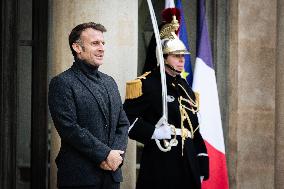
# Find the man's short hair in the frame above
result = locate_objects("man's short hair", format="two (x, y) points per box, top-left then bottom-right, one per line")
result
(69, 22), (107, 58)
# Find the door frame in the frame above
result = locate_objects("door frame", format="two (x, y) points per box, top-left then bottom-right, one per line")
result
(0, 0), (49, 188)
(0, 0), (18, 188)
(31, 0), (49, 188)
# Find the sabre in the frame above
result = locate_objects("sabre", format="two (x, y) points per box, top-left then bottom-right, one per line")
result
(146, 0), (177, 152)
(146, 0), (167, 120)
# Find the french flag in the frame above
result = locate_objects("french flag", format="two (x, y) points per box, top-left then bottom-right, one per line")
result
(164, 0), (175, 8)
(192, 0), (229, 188)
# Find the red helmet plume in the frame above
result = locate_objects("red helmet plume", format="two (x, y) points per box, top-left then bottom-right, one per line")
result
(161, 8), (181, 34)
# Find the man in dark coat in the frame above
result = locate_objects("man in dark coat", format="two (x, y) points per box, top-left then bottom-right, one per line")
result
(123, 15), (209, 189)
(48, 22), (129, 189)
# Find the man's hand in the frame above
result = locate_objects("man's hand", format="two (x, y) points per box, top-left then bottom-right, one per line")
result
(99, 160), (112, 171)
(106, 150), (124, 171)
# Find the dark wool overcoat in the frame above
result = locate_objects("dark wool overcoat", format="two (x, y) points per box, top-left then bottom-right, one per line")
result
(124, 68), (209, 189)
(48, 60), (129, 187)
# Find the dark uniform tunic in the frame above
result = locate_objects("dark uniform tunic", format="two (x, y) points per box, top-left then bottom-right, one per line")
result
(123, 68), (209, 189)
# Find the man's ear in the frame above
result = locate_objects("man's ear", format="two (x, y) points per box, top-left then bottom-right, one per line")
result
(72, 43), (82, 54)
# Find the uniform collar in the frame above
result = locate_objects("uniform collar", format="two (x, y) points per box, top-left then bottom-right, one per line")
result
(166, 71), (182, 83)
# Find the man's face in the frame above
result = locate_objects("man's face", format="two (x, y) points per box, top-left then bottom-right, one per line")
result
(74, 28), (105, 67)
(165, 54), (185, 72)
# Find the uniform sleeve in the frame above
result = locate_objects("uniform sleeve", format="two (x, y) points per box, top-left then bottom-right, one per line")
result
(191, 90), (209, 180)
(123, 82), (156, 144)
(48, 76), (111, 165)
(193, 130), (209, 180)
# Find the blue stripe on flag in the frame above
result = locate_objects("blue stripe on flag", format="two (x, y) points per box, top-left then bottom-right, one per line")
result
(197, 0), (213, 68)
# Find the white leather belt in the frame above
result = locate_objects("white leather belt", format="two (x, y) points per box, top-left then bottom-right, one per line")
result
(172, 128), (192, 139)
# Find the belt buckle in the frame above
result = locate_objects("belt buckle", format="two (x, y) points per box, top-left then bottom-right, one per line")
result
(181, 128), (188, 138)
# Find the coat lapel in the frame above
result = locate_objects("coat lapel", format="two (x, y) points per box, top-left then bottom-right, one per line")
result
(72, 66), (108, 122)
(100, 75), (120, 143)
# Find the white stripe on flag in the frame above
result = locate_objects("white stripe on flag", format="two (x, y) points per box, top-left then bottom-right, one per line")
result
(192, 57), (225, 153)
(165, 0), (175, 8)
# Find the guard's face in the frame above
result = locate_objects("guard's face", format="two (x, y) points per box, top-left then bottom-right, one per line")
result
(166, 54), (185, 72)
(74, 28), (105, 67)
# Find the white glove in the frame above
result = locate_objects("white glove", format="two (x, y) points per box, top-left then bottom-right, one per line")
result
(151, 117), (171, 140)
(200, 176), (204, 183)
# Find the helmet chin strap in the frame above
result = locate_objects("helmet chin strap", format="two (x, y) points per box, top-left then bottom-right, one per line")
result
(165, 63), (181, 74)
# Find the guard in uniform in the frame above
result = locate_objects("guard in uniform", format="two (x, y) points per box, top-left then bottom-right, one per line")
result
(123, 13), (209, 189)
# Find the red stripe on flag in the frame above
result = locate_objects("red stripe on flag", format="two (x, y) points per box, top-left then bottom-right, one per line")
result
(202, 140), (229, 189)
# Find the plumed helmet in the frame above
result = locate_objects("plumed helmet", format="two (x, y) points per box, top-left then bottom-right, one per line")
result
(162, 38), (190, 55)
(143, 8), (190, 72)
(159, 9), (190, 55)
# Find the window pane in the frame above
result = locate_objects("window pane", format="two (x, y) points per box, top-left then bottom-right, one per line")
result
(16, 0), (32, 187)
(16, 45), (32, 189)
